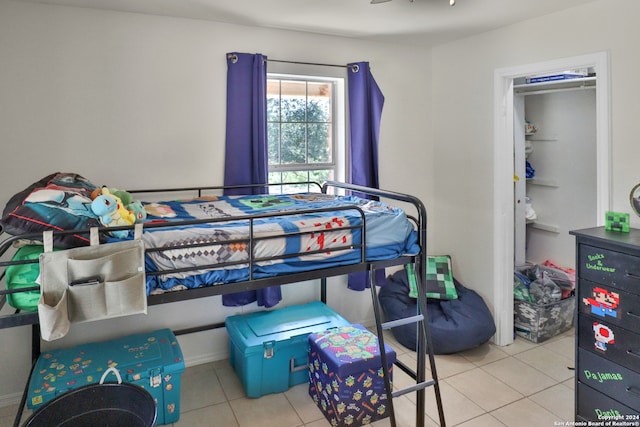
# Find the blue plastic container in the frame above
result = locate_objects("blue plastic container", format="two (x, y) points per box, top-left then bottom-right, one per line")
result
(226, 301), (350, 398)
(27, 329), (184, 425)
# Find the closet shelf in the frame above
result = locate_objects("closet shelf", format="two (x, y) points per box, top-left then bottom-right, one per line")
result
(527, 178), (559, 188)
(514, 76), (596, 95)
(526, 137), (557, 142)
(527, 222), (560, 234)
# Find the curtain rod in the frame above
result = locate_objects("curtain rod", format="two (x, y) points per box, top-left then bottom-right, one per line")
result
(268, 59), (359, 72)
(227, 53), (359, 72)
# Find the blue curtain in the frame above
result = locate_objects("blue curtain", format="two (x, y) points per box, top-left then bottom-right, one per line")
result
(347, 61), (385, 291)
(222, 52), (281, 308)
(223, 52), (269, 196)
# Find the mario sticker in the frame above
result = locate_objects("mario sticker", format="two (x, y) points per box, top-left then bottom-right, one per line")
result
(583, 287), (619, 318)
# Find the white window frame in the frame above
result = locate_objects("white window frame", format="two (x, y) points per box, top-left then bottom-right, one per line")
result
(266, 73), (346, 192)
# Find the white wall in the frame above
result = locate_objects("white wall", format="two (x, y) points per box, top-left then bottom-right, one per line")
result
(0, 0), (434, 403)
(430, 0), (640, 315)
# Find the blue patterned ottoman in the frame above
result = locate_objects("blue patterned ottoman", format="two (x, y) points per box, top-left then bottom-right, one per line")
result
(308, 324), (396, 426)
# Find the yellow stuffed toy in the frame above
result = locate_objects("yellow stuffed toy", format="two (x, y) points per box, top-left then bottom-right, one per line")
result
(96, 187), (136, 226)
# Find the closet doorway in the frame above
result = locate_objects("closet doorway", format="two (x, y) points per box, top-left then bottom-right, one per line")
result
(514, 79), (597, 268)
(493, 52), (610, 346)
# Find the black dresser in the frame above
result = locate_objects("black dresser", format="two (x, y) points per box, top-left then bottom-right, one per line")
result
(570, 227), (640, 422)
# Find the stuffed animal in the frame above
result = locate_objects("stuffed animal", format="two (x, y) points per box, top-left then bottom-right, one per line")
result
(91, 194), (116, 225)
(91, 187), (103, 201)
(91, 189), (138, 238)
(91, 194), (128, 238)
(102, 188), (135, 225)
(91, 186), (144, 226)
(127, 200), (147, 223)
(91, 187), (133, 207)
(145, 202), (177, 218)
(111, 188), (133, 208)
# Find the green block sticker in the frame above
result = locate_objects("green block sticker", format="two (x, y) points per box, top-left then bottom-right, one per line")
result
(239, 196), (294, 210)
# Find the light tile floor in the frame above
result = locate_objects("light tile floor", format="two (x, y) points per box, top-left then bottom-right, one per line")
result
(1, 328), (575, 427)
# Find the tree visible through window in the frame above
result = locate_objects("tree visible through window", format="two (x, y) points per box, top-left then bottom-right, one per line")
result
(267, 76), (340, 192)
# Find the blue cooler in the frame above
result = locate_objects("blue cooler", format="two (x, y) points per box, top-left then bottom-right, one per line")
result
(226, 301), (349, 398)
(308, 324), (396, 427)
(27, 328), (184, 425)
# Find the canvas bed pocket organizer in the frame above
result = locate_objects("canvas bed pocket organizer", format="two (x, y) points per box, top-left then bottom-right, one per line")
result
(37, 224), (146, 341)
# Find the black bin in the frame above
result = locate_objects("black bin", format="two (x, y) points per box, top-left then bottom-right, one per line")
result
(23, 382), (157, 427)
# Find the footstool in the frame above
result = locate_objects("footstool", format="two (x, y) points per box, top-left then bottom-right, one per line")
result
(308, 324), (396, 426)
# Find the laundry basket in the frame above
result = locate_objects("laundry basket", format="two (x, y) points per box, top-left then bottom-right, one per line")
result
(22, 368), (156, 427)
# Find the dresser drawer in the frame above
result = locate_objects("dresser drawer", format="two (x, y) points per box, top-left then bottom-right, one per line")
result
(578, 245), (640, 295)
(578, 315), (640, 373)
(579, 279), (640, 331)
(577, 381), (640, 421)
(578, 348), (640, 411)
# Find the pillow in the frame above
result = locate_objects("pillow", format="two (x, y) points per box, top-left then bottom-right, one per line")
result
(0, 172), (101, 248)
(407, 255), (458, 300)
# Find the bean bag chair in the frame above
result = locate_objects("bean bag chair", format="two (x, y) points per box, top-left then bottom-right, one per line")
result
(378, 268), (496, 354)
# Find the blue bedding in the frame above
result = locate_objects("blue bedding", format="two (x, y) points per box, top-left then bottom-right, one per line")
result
(2, 174), (420, 308)
(131, 193), (419, 294)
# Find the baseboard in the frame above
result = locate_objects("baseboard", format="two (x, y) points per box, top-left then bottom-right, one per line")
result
(0, 391), (23, 409)
(183, 350), (229, 368)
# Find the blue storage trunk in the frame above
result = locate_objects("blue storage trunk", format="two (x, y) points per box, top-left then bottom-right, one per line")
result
(226, 301), (350, 398)
(27, 328), (184, 425)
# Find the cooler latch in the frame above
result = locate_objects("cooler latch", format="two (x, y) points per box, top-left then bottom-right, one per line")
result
(263, 340), (275, 359)
(149, 368), (162, 388)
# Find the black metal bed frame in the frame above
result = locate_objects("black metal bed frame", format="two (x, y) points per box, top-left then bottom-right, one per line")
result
(0, 180), (444, 427)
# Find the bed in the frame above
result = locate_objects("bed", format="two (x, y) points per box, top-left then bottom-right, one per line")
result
(0, 172), (420, 310)
(0, 172), (443, 427)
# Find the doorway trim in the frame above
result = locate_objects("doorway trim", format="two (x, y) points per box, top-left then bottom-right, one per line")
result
(492, 52), (610, 346)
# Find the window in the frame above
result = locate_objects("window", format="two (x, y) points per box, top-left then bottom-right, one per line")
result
(266, 74), (345, 193)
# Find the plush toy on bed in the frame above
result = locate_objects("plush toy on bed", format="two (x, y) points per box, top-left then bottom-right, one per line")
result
(111, 188), (133, 207)
(127, 200), (147, 223)
(91, 187), (146, 224)
(91, 187), (132, 207)
(90, 189), (135, 238)
(107, 188), (147, 223)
